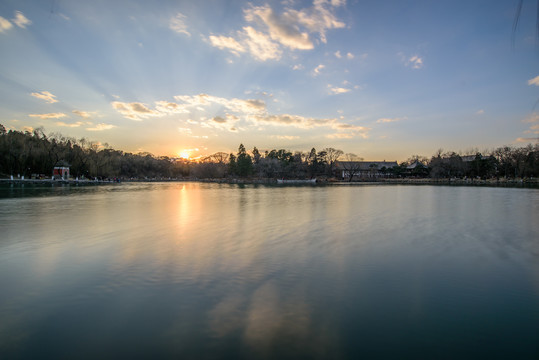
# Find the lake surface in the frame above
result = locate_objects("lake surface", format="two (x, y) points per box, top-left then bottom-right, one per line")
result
(0, 182), (538, 359)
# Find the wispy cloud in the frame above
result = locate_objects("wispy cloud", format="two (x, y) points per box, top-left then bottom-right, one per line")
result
(243, 26), (282, 61)
(0, 16), (13, 33)
(0, 11), (31, 33)
(376, 117), (406, 123)
(31, 91), (58, 103)
(29, 112), (66, 119)
(400, 53), (423, 69)
(12, 11), (31, 28)
(209, 35), (246, 56)
(516, 137), (538, 143)
(206, 0), (346, 61)
(72, 110), (92, 119)
(56, 121), (86, 127)
(313, 64), (325, 76)
(170, 13), (190, 36)
(334, 50), (342, 58)
(476, 109), (485, 115)
(87, 123), (116, 131)
(528, 75), (539, 86)
(292, 64), (304, 70)
(328, 85), (351, 94)
(407, 55), (423, 69)
(272, 135), (300, 140)
(111, 101), (162, 121)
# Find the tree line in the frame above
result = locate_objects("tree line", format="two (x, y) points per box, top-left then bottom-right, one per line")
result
(1, 124), (537, 180)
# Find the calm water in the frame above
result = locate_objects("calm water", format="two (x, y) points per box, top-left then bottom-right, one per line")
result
(0, 183), (538, 359)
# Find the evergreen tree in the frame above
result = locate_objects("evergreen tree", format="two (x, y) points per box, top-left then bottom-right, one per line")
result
(236, 144), (253, 177)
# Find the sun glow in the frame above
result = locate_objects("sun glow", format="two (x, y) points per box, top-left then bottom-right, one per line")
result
(178, 151), (191, 160)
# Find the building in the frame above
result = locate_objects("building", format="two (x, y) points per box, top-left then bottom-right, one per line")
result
(335, 161), (398, 179)
(53, 161), (70, 180)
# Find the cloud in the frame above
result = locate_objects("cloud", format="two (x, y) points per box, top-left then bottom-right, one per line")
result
(244, 4), (314, 50)
(528, 75), (539, 86)
(12, 11), (31, 28)
(86, 123), (116, 131)
(346, 52), (354, 59)
(272, 135), (300, 140)
(209, 35), (246, 56)
(243, 26), (282, 61)
(207, 0), (345, 61)
(406, 55), (423, 69)
(313, 64), (325, 76)
(170, 13), (190, 36)
(72, 110), (92, 119)
(286, 0), (346, 43)
(56, 121), (86, 127)
(111, 101), (161, 120)
(0, 16), (13, 33)
(29, 113), (67, 119)
(31, 91), (58, 103)
(328, 85), (351, 94)
(174, 93), (267, 114)
(292, 64), (304, 70)
(523, 113), (539, 123)
(476, 109), (485, 115)
(334, 50), (342, 58)
(376, 117), (406, 123)
(212, 116), (227, 123)
(154, 101), (189, 114)
(21, 126), (34, 133)
(516, 137), (538, 143)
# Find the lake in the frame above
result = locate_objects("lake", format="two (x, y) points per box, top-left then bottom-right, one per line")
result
(0, 182), (538, 359)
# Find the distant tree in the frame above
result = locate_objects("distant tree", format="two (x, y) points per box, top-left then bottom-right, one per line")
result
(321, 147), (343, 175)
(339, 153), (363, 182)
(235, 144), (253, 177)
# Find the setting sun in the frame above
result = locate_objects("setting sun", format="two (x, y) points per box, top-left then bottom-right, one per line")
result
(178, 151), (190, 160)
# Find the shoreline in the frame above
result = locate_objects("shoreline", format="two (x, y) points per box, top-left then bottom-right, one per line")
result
(1, 177), (537, 188)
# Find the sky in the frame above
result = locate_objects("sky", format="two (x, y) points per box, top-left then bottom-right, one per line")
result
(0, 0), (538, 161)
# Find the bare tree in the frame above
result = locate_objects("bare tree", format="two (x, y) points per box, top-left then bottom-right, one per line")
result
(339, 153), (364, 182)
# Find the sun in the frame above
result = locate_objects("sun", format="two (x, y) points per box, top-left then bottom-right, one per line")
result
(178, 151), (190, 160)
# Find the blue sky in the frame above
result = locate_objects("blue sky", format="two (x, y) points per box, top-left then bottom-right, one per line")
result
(1, 0), (537, 160)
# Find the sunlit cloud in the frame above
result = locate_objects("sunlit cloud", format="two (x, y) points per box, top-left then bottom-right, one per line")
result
(0, 16), (13, 33)
(328, 85), (351, 94)
(292, 64), (304, 70)
(528, 75), (539, 86)
(170, 12), (190, 36)
(29, 112), (66, 119)
(155, 101), (189, 114)
(244, 4), (314, 50)
(515, 137), (538, 143)
(523, 113), (539, 123)
(346, 52), (354, 59)
(407, 55), (423, 69)
(476, 109), (485, 115)
(12, 11), (31, 29)
(72, 110), (93, 119)
(335, 50), (342, 58)
(174, 94), (266, 114)
(87, 123), (116, 131)
(206, 0), (345, 61)
(21, 126), (34, 133)
(209, 35), (246, 56)
(313, 64), (325, 76)
(243, 26), (282, 61)
(272, 135), (300, 140)
(111, 101), (162, 120)
(55, 121), (86, 127)
(30, 91), (58, 103)
(376, 117), (406, 123)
